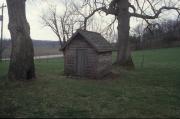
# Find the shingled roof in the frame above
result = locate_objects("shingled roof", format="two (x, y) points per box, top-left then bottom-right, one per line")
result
(62, 29), (112, 52)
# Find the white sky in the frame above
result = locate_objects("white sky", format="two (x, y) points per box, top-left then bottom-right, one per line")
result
(0, 0), (179, 41)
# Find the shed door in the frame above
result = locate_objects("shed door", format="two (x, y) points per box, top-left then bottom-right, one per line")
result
(76, 49), (87, 76)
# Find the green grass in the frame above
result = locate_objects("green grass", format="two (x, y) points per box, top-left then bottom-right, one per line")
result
(0, 47), (180, 118)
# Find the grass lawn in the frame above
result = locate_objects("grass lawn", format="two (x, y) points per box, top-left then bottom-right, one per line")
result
(0, 47), (180, 118)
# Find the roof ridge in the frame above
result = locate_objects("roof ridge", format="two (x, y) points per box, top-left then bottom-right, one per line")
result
(77, 29), (101, 35)
(61, 29), (112, 52)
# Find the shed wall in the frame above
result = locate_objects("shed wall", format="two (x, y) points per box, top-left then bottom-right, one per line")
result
(64, 35), (97, 77)
(97, 52), (112, 78)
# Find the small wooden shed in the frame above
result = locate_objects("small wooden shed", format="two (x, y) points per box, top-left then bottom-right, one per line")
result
(61, 29), (112, 78)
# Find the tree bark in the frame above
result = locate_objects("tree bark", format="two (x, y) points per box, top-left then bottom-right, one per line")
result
(7, 0), (36, 80)
(114, 0), (134, 68)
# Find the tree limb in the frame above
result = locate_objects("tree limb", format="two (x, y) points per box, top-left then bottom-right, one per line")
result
(130, 6), (180, 19)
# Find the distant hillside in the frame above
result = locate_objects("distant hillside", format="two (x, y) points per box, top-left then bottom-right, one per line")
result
(32, 40), (60, 47)
(2, 39), (60, 47)
(2, 40), (61, 58)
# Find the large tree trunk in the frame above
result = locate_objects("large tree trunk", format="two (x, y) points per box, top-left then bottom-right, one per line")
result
(115, 0), (134, 68)
(7, 0), (36, 80)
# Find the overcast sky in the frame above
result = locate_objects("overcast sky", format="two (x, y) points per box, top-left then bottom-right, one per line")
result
(0, 0), (179, 41)
(1, 0), (63, 41)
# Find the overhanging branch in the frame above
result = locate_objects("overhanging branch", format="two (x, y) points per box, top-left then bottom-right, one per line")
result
(130, 6), (180, 19)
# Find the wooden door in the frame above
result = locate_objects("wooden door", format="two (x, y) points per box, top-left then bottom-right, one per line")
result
(76, 49), (87, 76)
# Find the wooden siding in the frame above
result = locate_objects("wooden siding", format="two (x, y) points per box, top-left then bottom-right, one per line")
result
(64, 34), (112, 78)
(97, 52), (112, 78)
(64, 35), (97, 77)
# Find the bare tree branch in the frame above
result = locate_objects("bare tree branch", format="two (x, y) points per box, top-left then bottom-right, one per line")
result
(130, 6), (180, 19)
